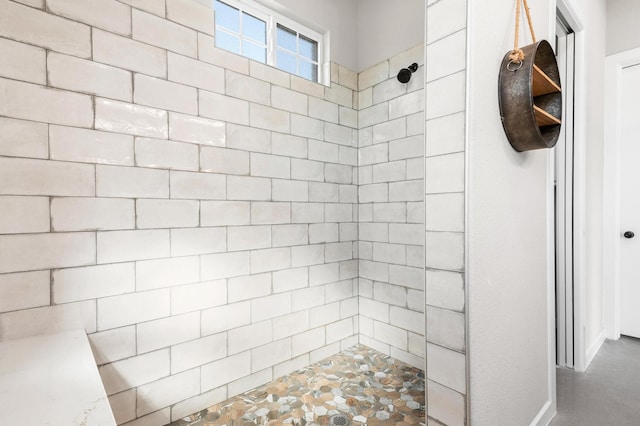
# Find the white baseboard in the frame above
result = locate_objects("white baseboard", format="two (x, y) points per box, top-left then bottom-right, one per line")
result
(530, 400), (556, 426)
(584, 329), (606, 370)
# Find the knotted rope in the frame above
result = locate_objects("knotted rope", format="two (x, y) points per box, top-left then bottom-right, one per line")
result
(509, 0), (537, 64)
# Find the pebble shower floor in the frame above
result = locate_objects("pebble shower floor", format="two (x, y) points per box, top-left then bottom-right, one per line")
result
(171, 345), (426, 426)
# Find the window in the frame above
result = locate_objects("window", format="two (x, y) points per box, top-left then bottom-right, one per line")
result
(276, 24), (318, 82)
(213, 0), (325, 84)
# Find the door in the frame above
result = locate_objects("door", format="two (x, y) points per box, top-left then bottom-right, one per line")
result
(619, 63), (640, 338)
(555, 17), (575, 368)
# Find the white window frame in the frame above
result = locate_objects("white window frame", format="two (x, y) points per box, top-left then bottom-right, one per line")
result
(213, 0), (327, 85)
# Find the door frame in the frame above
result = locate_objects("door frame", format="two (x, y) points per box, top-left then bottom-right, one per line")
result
(552, 0), (587, 374)
(603, 47), (640, 340)
(555, 19), (576, 370)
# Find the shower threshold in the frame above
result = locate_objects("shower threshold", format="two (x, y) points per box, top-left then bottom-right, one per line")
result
(171, 344), (425, 426)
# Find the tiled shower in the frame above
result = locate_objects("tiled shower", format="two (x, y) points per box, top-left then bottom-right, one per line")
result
(0, 0), (468, 424)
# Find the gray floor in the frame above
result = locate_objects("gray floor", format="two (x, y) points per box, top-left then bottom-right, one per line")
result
(551, 336), (640, 425)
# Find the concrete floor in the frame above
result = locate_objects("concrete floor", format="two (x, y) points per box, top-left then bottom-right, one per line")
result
(551, 336), (640, 425)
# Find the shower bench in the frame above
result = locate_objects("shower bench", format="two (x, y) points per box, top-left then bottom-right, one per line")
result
(0, 329), (116, 425)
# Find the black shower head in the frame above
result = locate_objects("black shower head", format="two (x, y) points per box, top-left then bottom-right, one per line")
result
(397, 63), (419, 83)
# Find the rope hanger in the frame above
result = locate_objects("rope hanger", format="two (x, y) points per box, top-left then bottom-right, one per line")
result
(508, 0), (537, 65)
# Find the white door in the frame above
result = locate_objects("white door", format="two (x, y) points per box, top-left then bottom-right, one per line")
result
(555, 17), (575, 368)
(620, 63), (640, 338)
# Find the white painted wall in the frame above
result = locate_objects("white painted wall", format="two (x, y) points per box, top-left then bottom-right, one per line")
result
(582, 0), (607, 365)
(356, 0), (424, 71)
(606, 0), (640, 56)
(270, 0), (424, 72)
(270, 0), (359, 71)
(466, 0), (553, 422)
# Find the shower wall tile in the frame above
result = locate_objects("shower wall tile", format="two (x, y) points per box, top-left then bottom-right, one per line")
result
(425, 152), (465, 194)
(427, 380), (466, 426)
(48, 0), (131, 36)
(0, 196), (50, 234)
(137, 312), (200, 354)
(0, 271), (50, 314)
(291, 75), (325, 99)
(425, 71), (466, 120)
(197, 34), (247, 74)
(0, 116), (49, 159)
(168, 53), (224, 94)
(0, 158), (96, 196)
(426, 30), (467, 83)
(249, 103), (290, 133)
(97, 289), (169, 331)
(273, 180), (309, 202)
(201, 302), (251, 336)
(356, 45), (425, 369)
(0, 300), (96, 341)
(170, 171), (226, 200)
(132, 9), (197, 57)
(50, 125), (134, 166)
(0, 77), (93, 127)
(272, 134), (307, 158)
(358, 61), (389, 91)
(123, 409), (170, 426)
(250, 61), (290, 88)
(170, 279), (227, 314)
(200, 201), (250, 226)
(0, 38), (46, 85)
(169, 112), (226, 146)
(136, 368), (200, 417)
(292, 327), (326, 357)
(0, 0), (91, 58)
(166, 0), (215, 36)
(271, 224), (309, 247)
(0, 5), (360, 424)
(95, 98), (168, 138)
(99, 348), (170, 395)
(359, 103), (389, 128)
(228, 368), (273, 398)
(135, 256), (200, 291)
(12, 0), (43, 8)
(425, 10), (468, 420)
(268, 96), (305, 124)
(170, 387), (226, 423)
(228, 226), (271, 251)
(427, 342), (466, 393)
(226, 71), (271, 105)
(93, 29), (167, 78)
(199, 91), (250, 125)
(53, 262), (135, 303)
(96, 165), (169, 199)
(88, 326), (137, 365)
(134, 74), (198, 115)
(291, 114), (324, 139)
(0, 232), (96, 274)
(425, 193), (465, 232)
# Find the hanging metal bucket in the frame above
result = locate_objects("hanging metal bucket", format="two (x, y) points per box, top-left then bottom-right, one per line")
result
(498, 39), (562, 152)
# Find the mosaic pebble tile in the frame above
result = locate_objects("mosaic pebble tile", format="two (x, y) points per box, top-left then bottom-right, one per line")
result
(171, 344), (425, 426)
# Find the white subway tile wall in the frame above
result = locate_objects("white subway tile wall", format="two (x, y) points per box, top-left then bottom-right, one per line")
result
(0, 1), (478, 425)
(0, 1), (360, 425)
(356, 45), (426, 372)
(425, 0), (468, 424)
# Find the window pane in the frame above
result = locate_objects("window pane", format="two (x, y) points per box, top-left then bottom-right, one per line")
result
(215, 29), (240, 54)
(243, 12), (266, 44)
(276, 24), (297, 52)
(299, 60), (318, 82)
(214, 0), (239, 33)
(243, 41), (266, 63)
(299, 34), (318, 61)
(276, 50), (297, 74)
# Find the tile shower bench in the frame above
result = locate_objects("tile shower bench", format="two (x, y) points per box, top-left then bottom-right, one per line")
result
(0, 329), (116, 425)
